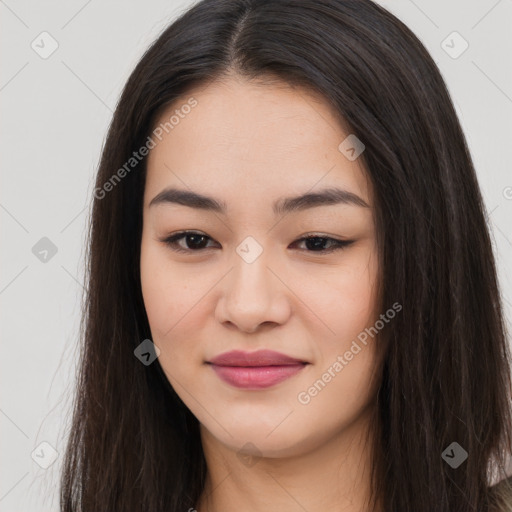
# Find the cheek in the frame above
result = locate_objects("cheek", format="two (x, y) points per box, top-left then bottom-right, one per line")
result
(140, 243), (169, 335)
(140, 237), (197, 332)
(304, 247), (379, 405)
(140, 239), (210, 374)
(320, 247), (379, 341)
(294, 345), (378, 452)
(297, 266), (381, 436)
(140, 239), (191, 341)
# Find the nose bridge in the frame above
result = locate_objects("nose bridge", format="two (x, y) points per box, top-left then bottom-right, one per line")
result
(230, 235), (274, 304)
(217, 235), (290, 332)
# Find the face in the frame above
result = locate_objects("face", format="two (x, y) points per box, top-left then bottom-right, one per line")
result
(140, 74), (381, 459)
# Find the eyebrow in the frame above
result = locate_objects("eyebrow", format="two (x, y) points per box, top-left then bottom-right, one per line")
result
(149, 186), (369, 215)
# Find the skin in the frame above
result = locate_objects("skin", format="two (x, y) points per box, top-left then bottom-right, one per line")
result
(140, 72), (383, 512)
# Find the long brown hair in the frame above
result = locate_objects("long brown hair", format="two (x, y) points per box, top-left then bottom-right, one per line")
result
(60, 0), (512, 510)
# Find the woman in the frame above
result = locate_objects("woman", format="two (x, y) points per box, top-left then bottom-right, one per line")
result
(60, 0), (512, 510)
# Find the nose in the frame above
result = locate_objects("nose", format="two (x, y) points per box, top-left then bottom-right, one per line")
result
(215, 252), (291, 334)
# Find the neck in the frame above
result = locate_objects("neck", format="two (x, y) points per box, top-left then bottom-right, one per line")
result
(195, 405), (381, 512)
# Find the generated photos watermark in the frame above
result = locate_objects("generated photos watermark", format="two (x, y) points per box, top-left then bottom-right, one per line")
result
(94, 97), (198, 200)
(297, 301), (402, 405)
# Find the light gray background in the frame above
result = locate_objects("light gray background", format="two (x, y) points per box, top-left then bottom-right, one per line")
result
(1, 0), (511, 510)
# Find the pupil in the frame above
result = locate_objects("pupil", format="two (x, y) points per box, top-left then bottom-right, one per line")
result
(306, 237), (326, 251)
(184, 235), (330, 251)
(188, 234), (207, 249)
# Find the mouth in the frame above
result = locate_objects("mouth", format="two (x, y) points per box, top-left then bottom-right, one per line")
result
(208, 363), (308, 389)
(206, 349), (310, 389)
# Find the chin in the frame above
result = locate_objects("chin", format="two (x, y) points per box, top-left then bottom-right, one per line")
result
(203, 421), (314, 459)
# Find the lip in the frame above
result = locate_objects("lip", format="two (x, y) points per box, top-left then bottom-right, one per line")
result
(207, 349), (309, 389)
(209, 349), (307, 366)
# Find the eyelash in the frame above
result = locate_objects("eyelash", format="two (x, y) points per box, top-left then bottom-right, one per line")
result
(160, 231), (354, 255)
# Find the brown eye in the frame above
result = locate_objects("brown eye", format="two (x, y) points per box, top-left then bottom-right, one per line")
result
(160, 231), (354, 255)
(161, 231), (217, 253)
(291, 236), (354, 253)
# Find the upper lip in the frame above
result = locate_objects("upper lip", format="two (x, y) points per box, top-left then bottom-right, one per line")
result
(208, 349), (308, 367)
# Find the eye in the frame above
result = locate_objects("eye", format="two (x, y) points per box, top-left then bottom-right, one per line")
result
(161, 231), (218, 253)
(292, 235), (354, 253)
(160, 231), (354, 255)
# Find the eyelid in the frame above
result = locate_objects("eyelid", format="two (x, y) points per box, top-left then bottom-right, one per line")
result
(159, 230), (354, 255)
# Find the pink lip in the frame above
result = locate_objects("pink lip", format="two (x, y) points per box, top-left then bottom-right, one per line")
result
(207, 350), (308, 389)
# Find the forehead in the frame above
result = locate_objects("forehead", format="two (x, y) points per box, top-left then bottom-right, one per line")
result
(144, 75), (371, 210)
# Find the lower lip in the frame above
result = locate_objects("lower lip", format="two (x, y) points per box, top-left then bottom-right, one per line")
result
(210, 364), (307, 389)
